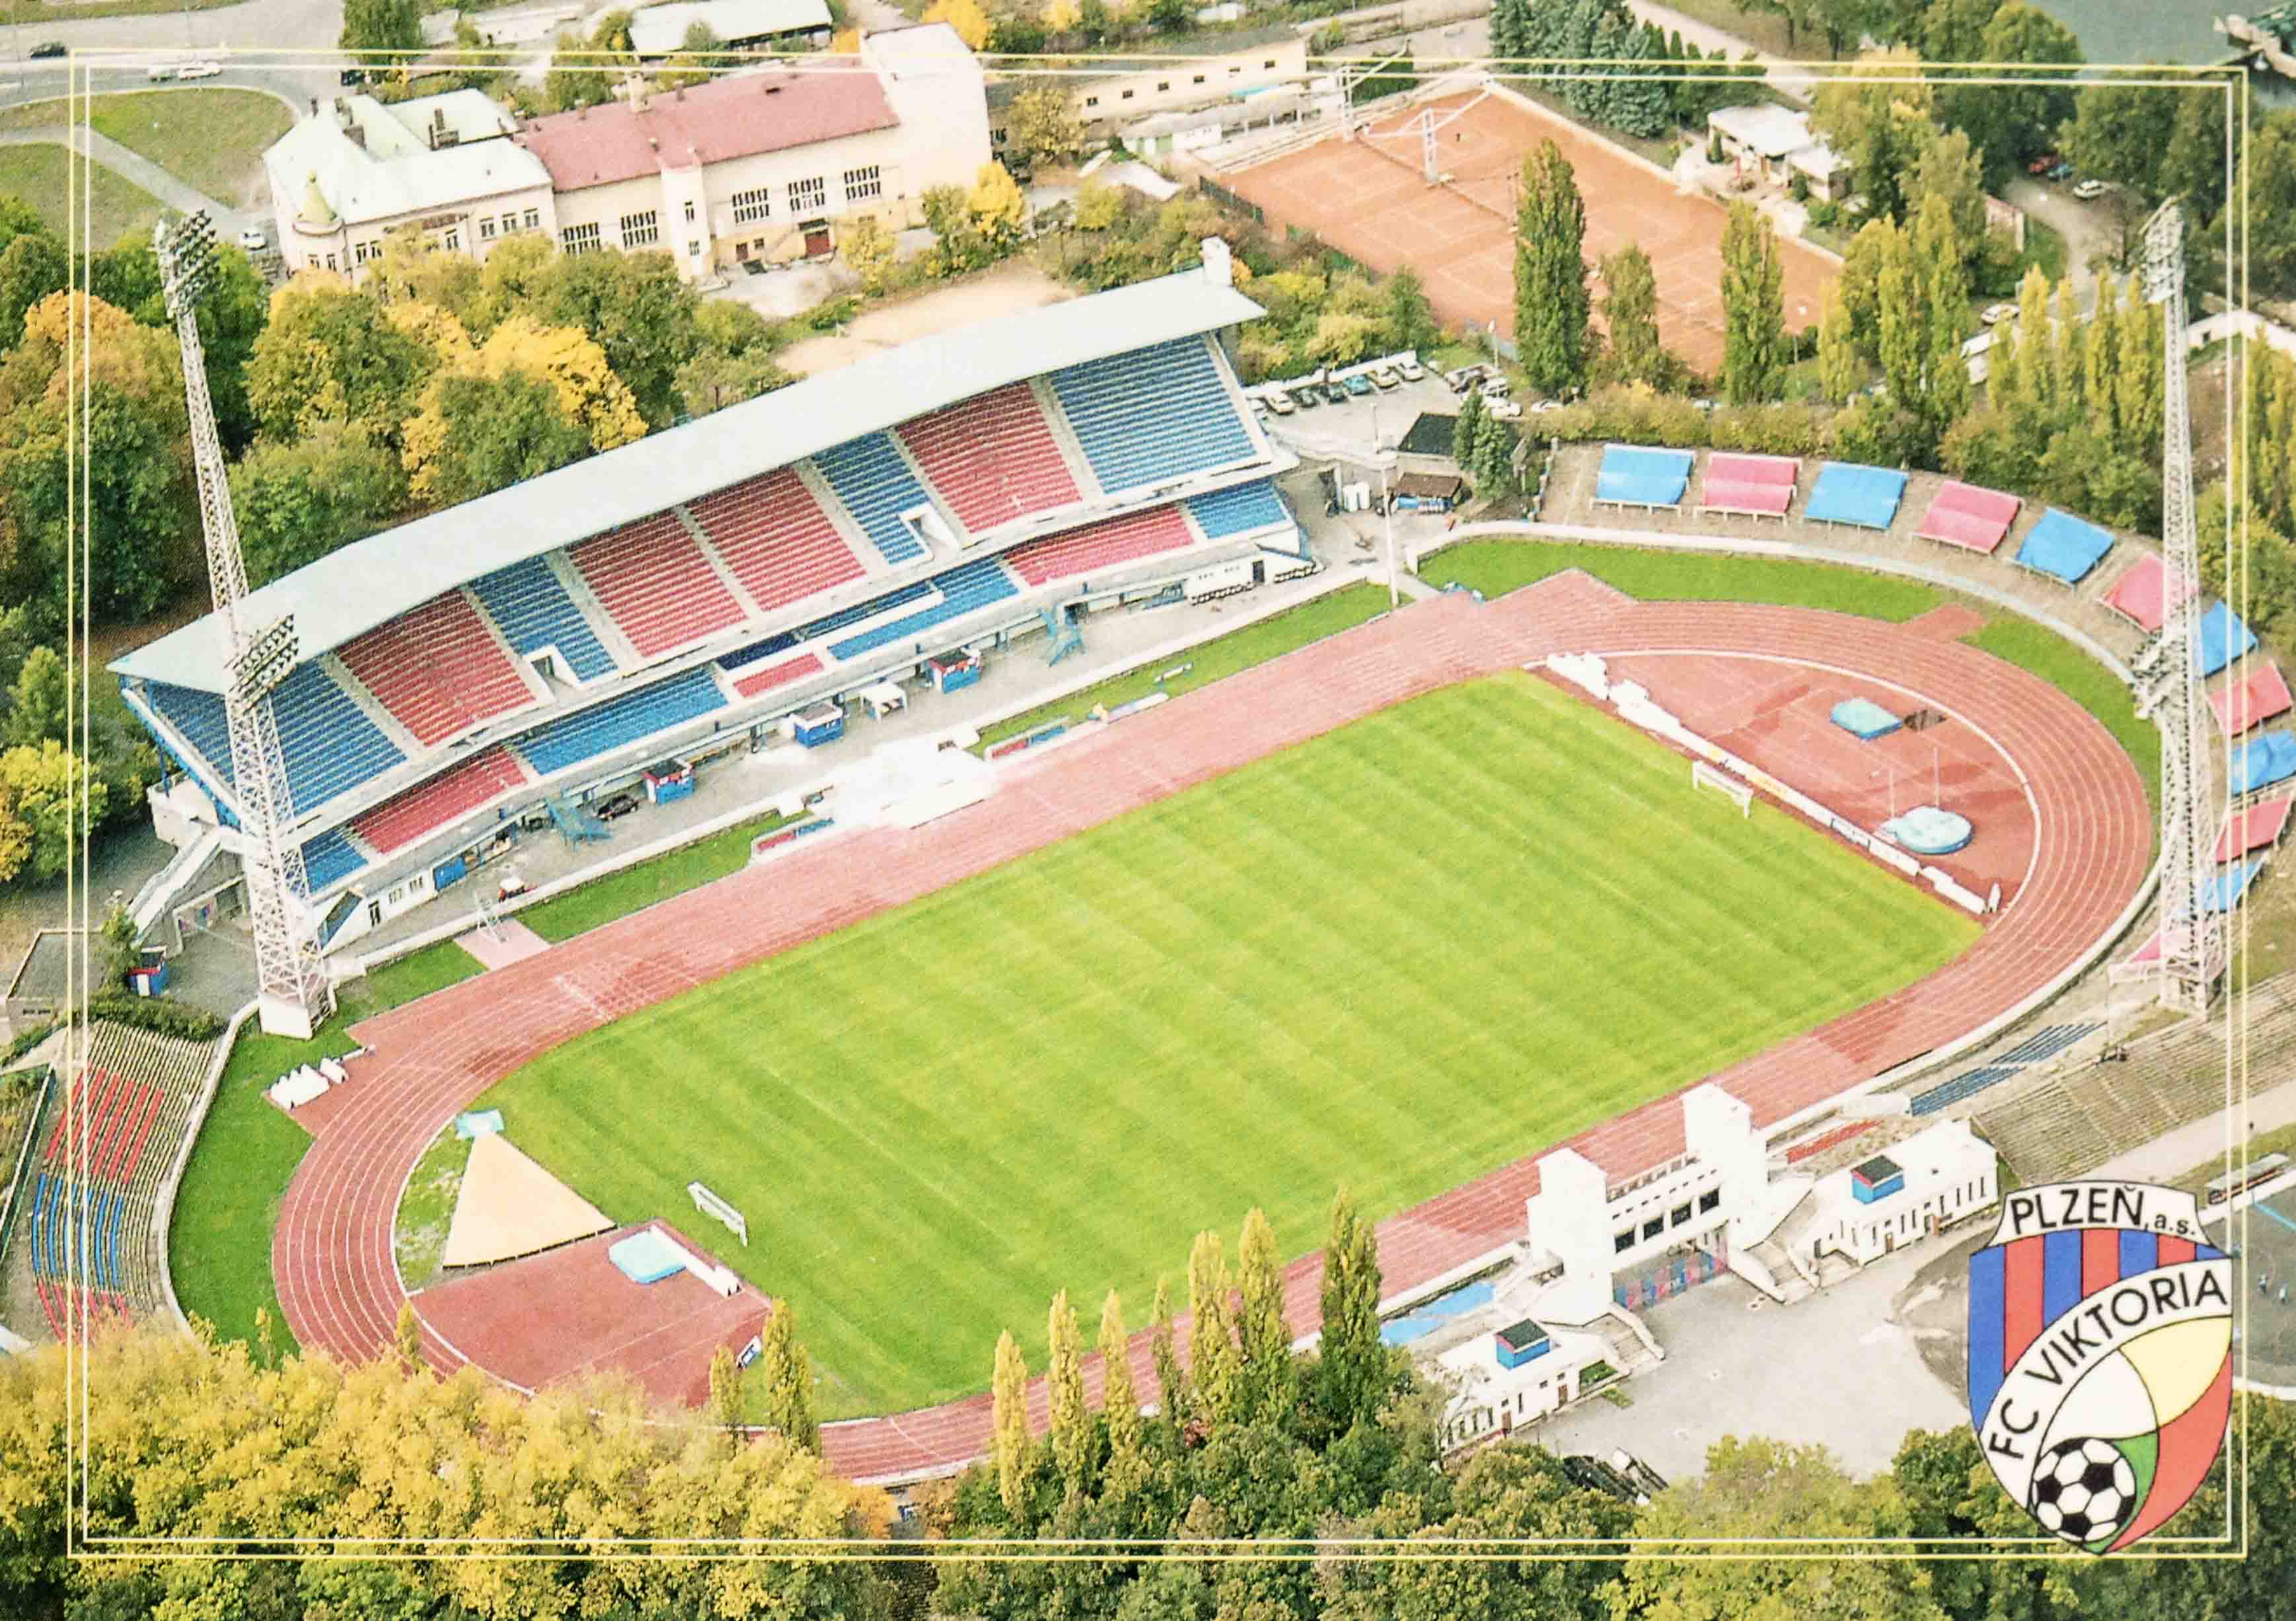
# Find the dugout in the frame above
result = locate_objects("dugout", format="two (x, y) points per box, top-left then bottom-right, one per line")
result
(642, 761), (695, 805)
(790, 702), (846, 748)
(930, 650), (983, 694)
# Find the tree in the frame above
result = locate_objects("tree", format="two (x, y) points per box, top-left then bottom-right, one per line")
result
(0, 230), (68, 352)
(2049, 275), (2081, 416)
(1452, 384), (1487, 468)
(531, 248), (704, 428)
(1043, 0), (1082, 34)
(1472, 408), (1519, 496)
(1514, 139), (1591, 395)
(1187, 1229), (1239, 1428)
(399, 366), (583, 504)
(924, 0), (992, 48)
(393, 1300), (425, 1371)
(1235, 1208), (1292, 1424)
(1315, 1187), (1389, 1435)
(1906, 127), (1987, 272)
(227, 421), (405, 587)
(245, 274), (433, 445)
(0, 742), (106, 884)
(1919, 0), (1997, 61)
(367, 224), (485, 320)
(2235, 112), (2296, 302)
(340, 0), (423, 67)
(1812, 48), (1932, 224)
(1938, 3), (2083, 190)
(990, 1330), (1031, 1519)
(1876, 224), (1927, 414)
(757, 1300), (819, 1454)
(1837, 215), (1902, 357)
(477, 316), (648, 451)
(1606, 17), (1671, 137)
(1597, 243), (1666, 387)
(1720, 202), (1786, 404)
(1045, 1289), (1090, 1497)
(3, 646), (68, 753)
(1817, 285), (1862, 402)
(1149, 1275), (1185, 1425)
(1490, 0), (1532, 65)
(1383, 264), (1438, 358)
(1306, 309), (1381, 369)
(968, 161), (1029, 256)
(1004, 83), (1086, 169)
(659, 20), (726, 89)
(673, 346), (794, 420)
(1915, 192), (1971, 425)
(840, 215), (897, 298)
(1074, 178), (1127, 232)
(2082, 272), (2122, 440)
(1097, 1290), (1146, 1497)
(0, 786), (26, 886)
(544, 34), (618, 112)
(2059, 77), (2178, 196)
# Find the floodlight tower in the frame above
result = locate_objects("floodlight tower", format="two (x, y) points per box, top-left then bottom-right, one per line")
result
(2141, 200), (2221, 1015)
(155, 211), (333, 1039)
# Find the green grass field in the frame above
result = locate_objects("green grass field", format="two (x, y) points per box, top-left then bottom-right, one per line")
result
(0, 144), (161, 253)
(478, 673), (1978, 1417)
(0, 89), (291, 211)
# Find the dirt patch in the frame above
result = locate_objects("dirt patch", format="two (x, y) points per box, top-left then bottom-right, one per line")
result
(775, 261), (1080, 377)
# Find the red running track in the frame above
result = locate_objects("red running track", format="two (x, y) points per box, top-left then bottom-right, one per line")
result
(272, 577), (2149, 1484)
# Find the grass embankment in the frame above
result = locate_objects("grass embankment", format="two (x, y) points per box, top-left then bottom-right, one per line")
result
(0, 89), (291, 211)
(480, 673), (1976, 1417)
(0, 145), (161, 249)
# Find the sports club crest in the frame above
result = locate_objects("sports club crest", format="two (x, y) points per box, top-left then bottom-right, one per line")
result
(1968, 1180), (2233, 1553)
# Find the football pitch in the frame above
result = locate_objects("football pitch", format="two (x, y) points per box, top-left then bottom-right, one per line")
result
(476, 673), (1980, 1417)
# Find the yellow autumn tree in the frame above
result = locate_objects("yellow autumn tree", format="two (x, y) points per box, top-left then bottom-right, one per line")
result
(385, 299), (477, 373)
(831, 24), (862, 51)
(19, 289), (180, 407)
(476, 316), (647, 452)
(967, 160), (1028, 248)
(1041, 0), (1080, 30)
(923, 0), (991, 48)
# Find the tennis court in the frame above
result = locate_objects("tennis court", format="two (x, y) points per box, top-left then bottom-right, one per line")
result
(1222, 87), (1839, 375)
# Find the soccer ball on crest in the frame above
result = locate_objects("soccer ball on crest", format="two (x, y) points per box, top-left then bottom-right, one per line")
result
(2028, 1436), (2137, 1548)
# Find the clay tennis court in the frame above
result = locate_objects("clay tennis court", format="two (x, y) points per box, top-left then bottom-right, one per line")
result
(1224, 87), (1839, 375)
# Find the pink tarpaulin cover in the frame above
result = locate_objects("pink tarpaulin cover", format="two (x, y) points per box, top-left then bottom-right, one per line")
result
(1915, 480), (2020, 554)
(2217, 796), (2293, 862)
(1699, 453), (1798, 515)
(2104, 552), (2192, 634)
(2213, 662), (2293, 735)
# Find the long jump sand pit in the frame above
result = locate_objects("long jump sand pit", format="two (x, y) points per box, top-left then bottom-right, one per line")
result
(1224, 87), (1839, 375)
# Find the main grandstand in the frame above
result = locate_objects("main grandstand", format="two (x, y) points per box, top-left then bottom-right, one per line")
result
(110, 248), (1302, 952)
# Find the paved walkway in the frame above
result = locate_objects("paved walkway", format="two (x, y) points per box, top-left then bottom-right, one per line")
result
(2089, 1075), (2296, 1185)
(1625, 0), (1821, 103)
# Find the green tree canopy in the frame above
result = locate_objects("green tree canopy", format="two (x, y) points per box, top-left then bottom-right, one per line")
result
(1514, 139), (1591, 395)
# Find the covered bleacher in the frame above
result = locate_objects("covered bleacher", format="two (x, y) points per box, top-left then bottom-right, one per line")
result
(513, 667), (728, 776)
(353, 745), (529, 856)
(810, 432), (936, 567)
(1804, 463), (1907, 530)
(270, 663), (407, 811)
(824, 558), (1020, 661)
(1915, 480), (2020, 554)
(2231, 730), (2296, 798)
(1185, 478), (1291, 541)
(686, 469), (866, 614)
(299, 827), (369, 892)
(335, 590), (538, 748)
(1697, 452), (1798, 518)
(2102, 552), (2174, 633)
(570, 511), (749, 659)
(1005, 504), (1195, 587)
(2213, 661), (2292, 735)
(2218, 796), (2293, 863)
(2200, 601), (2258, 678)
(1594, 445), (1695, 509)
(470, 556), (620, 682)
(897, 383), (1082, 531)
(1047, 336), (1255, 494)
(2013, 509), (2114, 586)
(729, 650), (824, 700)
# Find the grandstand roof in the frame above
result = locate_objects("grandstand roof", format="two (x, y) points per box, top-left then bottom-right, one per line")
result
(111, 267), (1266, 693)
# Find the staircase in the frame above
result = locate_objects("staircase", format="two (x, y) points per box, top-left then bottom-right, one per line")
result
(546, 793), (612, 844)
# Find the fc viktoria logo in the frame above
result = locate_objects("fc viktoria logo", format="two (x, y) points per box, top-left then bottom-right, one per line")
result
(1968, 1180), (2233, 1553)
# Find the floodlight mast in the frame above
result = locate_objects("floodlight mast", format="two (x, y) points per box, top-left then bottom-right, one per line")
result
(2140, 200), (2221, 1015)
(155, 211), (333, 1039)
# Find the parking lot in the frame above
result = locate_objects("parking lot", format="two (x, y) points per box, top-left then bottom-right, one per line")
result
(1249, 356), (1551, 467)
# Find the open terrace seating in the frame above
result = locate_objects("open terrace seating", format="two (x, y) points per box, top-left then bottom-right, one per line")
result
(2231, 730), (2296, 799)
(1185, 478), (1291, 540)
(352, 745), (529, 856)
(2200, 601), (2258, 679)
(335, 590), (538, 748)
(469, 556), (620, 683)
(511, 667), (728, 778)
(897, 384), (1082, 533)
(1909, 1065), (2022, 1117)
(1804, 462), (1907, 530)
(570, 511), (749, 661)
(1047, 337), (1256, 495)
(2013, 508), (2114, 587)
(1915, 480), (2020, 554)
(2103, 552), (2178, 633)
(2219, 796), (2293, 862)
(2213, 662), (2293, 735)
(810, 433), (936, 567)
(825, 558), (1021, 662)
(1003, 505), (1197, 588)
(1697, 452), (1798, 519)
(1593, 445), (1694, 510)
(2205, 860), (2262, 915)
(686, 469), (868, 614)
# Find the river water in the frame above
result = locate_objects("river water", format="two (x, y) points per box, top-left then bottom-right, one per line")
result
(2028, 0), (2293, 101)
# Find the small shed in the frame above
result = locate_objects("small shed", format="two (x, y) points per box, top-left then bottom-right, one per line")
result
(930, 650), (982, 695)
(1850, 1154), (1906, 1205)
(1494, 1318), (1553, 1370)
(642, 759), (695, 805)
(1391, 471), (1465, 512)
(790, 701), (846, 749)
(860, 681), (909, 721)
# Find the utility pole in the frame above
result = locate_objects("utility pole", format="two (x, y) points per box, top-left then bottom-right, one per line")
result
(156, 212), (334, 1039)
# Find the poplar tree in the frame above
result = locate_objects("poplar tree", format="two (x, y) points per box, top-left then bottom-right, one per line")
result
(1610, 17), (1671, 138)
(1149, 1275), (1187, 1425)
(1046, 1289), (1090, 1497)
(1097, 1289), (1147, 1496)
(394, 1301), (425, 1373)
(1475, 409), (1520, 496)
(1236, 1208), (1294, 1423)
(759, 1301), (819, 1455)
(1187, 1230), (1240, 1428)
(1514, 140), (1590, 395)
(1915, 194), (1970, 425)
(1817, 285), (1861, 404)
(2083, 274), (2122, 442)
(1317, 1187), (1388, 1432)
(1452, 385), (1487, 469)
(1876, 232), (1926, 414)
(706, 1345), (741, 1435)
(991, 1330), (1031, 1521)
(2050, 277), (2082, 415)
(1489, 0), (1531, 69)
(2115, 273), (2165, 461)
(1719, 202), (1785, 404)
(1598, 243), (1666, 387)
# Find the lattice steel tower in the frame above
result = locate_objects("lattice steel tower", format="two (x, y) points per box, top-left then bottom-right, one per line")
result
(2141, 200), (2221, 1014)
(155, 212), (333, 1038)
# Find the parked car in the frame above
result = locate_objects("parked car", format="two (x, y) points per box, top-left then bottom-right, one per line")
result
(1530, 399), (1566, 414)
(1289, 387), (1320, 410)
(1263, 389), (1295, 415)
(1485, 397), (1524, 420)
(147, 61), (176, 80)
(594, 791), (641, 821)
(2046, 160), (2073, 181)
(176, 60), (223, 79)
(1444, 363), (1489, 393)
(1343, 372), (1375, 398)
(1321, 380), (1351, 405)
(1397, 357), (1425, 382)
(1981, 301), (2018, 325)
(2027, 151), (2060, 175)
(29, 40), (65, 58)
(340, 67), (368, 85)
(1368, 365), (1401, 390)
(236, 226), (268, 252)
(1478, 376), (1512, 400)
(2072, 178), (2109, 201)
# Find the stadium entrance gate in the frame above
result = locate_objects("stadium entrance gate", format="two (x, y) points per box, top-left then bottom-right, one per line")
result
(1612, 1233), (1727, 1311)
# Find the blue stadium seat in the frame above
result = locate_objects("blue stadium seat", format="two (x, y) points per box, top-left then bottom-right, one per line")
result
(268, 663), (408, 815)
(142, 681), (236, 788)
(827, 559), (1019, 662)
(1991, 1022), (2102, 1067)
(469, 557), (619, 682)
(811, 433), (934, 567)
(797, 580), (935, 644)
(30, 1174), (48, 1276)
(514, 667), (727, 778)
(719, 630), (801, 671)
(1185, 479), (1290, 540)
(300, 827), (368, 893)
(1049, 338), (1255, 494)
(1909, 1066), (2021, 1116)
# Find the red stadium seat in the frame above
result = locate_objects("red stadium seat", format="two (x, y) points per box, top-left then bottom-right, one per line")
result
(1003, 506), (1195, 589)
(898, 384), (1082, 535)
(353, 746), (529, 855)
(687, 470), (868, 615)
(337, 591), (538, 748)
(570, 511), (749, 660)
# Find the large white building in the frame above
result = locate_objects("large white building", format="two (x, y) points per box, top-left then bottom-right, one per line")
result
(264, 25), (991, 283)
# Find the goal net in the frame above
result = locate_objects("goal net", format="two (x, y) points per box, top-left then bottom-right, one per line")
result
(1691, 761), (1753, 817)
(688, 1180), (749, 1246)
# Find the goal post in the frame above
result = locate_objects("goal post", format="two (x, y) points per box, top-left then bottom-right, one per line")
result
(1691, 760), (1753, 817)
(688, 1180), (749, 1246)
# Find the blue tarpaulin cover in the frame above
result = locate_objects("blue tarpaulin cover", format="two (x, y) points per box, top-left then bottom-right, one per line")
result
(1594, 445), (1694, 508)
(2015, 508), (2115, 585)
(2231, 730), (2296, 796)
(2200, 601), (2259, 678)
(1881, 806), (1974, 855)
(609, 1228), (686, 1285)
(1804, 463), (1908, 529)
(2203, 860), (2261, 915)
(1830, 698), (1902, 739)
(453, 1110), (504, 1139)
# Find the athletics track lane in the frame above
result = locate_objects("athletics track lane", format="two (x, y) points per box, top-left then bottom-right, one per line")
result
(272, 578), (2148, 1484)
